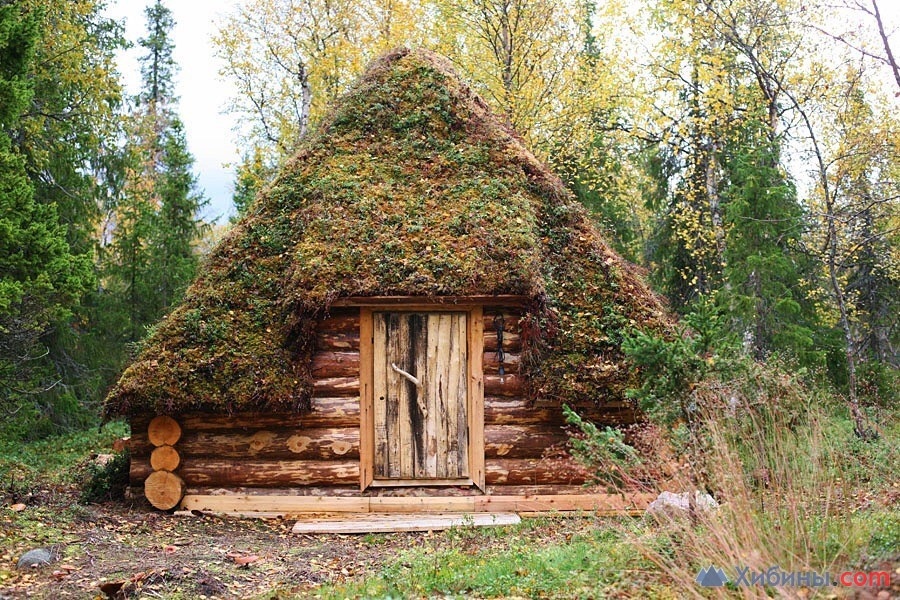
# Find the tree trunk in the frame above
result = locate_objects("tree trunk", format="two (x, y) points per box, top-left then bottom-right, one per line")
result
(826, 217), (870, 439)
(872, 0), (900, 94)
(297, 58), (312, 140)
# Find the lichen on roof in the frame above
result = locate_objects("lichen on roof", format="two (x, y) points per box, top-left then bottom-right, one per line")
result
(106, 47), (671, 416)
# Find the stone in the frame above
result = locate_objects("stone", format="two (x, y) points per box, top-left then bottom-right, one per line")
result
(646, 490), (719, 519)
(16, 548), (55, 569)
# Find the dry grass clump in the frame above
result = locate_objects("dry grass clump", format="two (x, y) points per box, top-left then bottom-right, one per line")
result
(633, 370), (897, 598)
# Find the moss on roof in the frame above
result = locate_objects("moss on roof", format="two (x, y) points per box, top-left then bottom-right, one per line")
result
(106, 48), (671, 416)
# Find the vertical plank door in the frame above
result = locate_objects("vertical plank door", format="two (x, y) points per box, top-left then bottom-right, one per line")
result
(372, 312), (468, 480)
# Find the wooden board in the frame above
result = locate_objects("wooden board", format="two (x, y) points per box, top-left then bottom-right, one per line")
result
(179, 493), (654, 515)
(359, 308), (374, 490)
(468, 307), (485, 490)
(182, 494), (370, 514)
(291, 512), (520, 534)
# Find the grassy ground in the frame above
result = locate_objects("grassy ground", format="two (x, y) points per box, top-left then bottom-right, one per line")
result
(0, 417), (897, 599)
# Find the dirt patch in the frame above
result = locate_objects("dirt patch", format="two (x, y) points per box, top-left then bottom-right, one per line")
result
(1, 498), (586, 599)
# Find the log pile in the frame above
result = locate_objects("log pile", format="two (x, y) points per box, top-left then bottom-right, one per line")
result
(143, 416), (185, 510)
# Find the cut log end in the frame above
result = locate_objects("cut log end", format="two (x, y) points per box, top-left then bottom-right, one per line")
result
(148, 415), (181, 446)
(150, 444), (181, 471)
(145, 470), (186, 510)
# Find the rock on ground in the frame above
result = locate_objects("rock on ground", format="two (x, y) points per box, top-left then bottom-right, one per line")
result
(646, 490), (719, 519)
(16, 548), (55, 569)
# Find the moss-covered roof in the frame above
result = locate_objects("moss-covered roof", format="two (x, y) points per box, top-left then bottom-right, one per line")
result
(106, 48), (671, 416)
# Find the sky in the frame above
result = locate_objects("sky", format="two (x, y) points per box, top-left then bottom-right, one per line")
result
(105, 1), (900, 224)
(104, 0), (243, 223)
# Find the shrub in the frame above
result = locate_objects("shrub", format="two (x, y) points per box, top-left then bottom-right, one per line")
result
(563, 405), (643, 491)
(621, 299), (733, 425)
(79, 450), (130, 504)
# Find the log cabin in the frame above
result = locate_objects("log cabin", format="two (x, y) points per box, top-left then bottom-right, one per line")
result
(106, 48), (670, 515)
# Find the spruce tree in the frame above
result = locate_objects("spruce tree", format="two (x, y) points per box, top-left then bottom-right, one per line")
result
(105, 0), (205, 344)
(0, 4), (92, 414)
(719, 108), (816, 360)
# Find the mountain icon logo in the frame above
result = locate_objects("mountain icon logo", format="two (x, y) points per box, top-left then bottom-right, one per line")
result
(696, 566), (729, 587)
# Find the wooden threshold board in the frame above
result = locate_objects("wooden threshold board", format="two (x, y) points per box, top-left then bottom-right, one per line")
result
(291, 512), (520, 534)
(180, 493), (653, 516)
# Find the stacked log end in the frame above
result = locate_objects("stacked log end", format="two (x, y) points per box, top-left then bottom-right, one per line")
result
(144, 415), (185, 510)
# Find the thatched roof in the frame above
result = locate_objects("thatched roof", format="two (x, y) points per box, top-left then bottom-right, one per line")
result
(106, 48), (671, 416)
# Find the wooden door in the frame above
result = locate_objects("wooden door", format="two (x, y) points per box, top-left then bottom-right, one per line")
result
(372, 312), (469, 480)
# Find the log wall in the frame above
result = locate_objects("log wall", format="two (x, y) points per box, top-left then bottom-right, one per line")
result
(130, 306), (636, 496)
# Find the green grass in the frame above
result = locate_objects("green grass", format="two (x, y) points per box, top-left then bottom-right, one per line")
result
(0, 420), (128, 503)
(313, 520), (665, 599)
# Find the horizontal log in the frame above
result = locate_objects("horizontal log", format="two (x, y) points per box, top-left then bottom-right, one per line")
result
(312, 376), (359, 397)
(130, 398), (361, 455)
(331, 295), (529, 307)
(483, 373), (523, 397)
(483, 331), (521, 352)
(174, 428), (359, 460)
(303, 396), (361, 428)
(484, 398), (637, 426)
(485, 397), (564, 425)
(135, 457), (584, 489)
(178, 459), (359, 487)
(486, 458), (588, 486)
(483, 351), (519, 375)
(485, 424), (568, 458)
(131, 456), (152, 485)
(482, 312), (523, 332)
(311, 351), (360, 378)
(316, 331), (360, 351)
(136, 456), (587, 489)
(317, 313), (360, 333)
(181, 484), (600, 497)
(473, 493), (652, 513)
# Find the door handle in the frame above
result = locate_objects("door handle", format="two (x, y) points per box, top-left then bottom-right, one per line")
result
(390, 363), (428, 416)
(390, 363), (421, 390)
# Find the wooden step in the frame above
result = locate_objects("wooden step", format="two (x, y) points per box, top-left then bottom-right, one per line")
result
(291, 512), (520, 534)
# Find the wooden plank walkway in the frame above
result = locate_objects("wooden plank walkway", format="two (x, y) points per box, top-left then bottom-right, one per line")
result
(291, 512), (520, 534)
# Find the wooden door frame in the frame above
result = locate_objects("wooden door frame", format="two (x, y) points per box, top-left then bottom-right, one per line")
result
(358, 304), (485, 492)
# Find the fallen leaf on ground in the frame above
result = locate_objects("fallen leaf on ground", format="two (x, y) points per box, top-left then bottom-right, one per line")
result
(10, 503), (26, 512)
